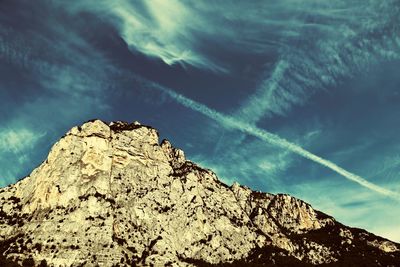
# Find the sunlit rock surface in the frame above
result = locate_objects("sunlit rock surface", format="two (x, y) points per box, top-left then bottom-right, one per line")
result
(1, 120), (399, 266)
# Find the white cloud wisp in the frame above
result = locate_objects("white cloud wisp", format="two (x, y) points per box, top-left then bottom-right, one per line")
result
(0, 128), (45, 154)
(146, 81), (400, 200)
(232, 0), (400, 121)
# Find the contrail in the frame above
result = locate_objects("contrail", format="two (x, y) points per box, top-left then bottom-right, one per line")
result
(235, 60), (289, 123)
(148, 82), (400, 200)
(231, 1), (400, 123)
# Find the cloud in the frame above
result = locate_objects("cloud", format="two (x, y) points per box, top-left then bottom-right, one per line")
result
(56, 0), (400, 122)
(188, 121), (321, 191)
(0, 29), (31, 69)
(0, 2), (125, 185)
(0, 0), (398, 243)
(138, 78), (400, 200)
(0, 88), (115, 187)
(0, 20), (116, 100)
(362, 151), (400, 190)
(59, 0), (225, 72)
(234, 60), (291, 121)
(231, 0), (400, 121)
(0, 128), (46, 154)
(192, 134), (294, 190)
(0, 126), (46, 187)
(3, 0), (396, 202)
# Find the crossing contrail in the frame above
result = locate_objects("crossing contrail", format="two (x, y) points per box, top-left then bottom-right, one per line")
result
(148, 82), (400, 200)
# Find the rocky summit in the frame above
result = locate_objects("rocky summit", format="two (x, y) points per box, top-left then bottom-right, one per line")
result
(0, 120), (399, 267)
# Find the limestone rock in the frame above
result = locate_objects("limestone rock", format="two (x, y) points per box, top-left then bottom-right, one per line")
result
(0, 120), (399, 266)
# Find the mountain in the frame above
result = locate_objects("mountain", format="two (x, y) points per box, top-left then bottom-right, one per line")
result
(0, 120), (399, 266)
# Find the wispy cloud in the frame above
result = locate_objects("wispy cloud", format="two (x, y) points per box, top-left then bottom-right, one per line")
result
(0, 126), (46, 187)
(0, 23), (116, 100)
(0, 3), (123, 185)
(231, 0), (400, 121)
(60, 0), (226, 72)
(367, 153), (400, 188)
(234, 60), (290, 121)
(0, 128), (45, 154)
(137, 78), (400, 200)
(192, 134), (294, 190)
(58, 0), (400, 121)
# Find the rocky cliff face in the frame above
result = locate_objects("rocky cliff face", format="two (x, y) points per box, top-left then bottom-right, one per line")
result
(0, 120), (399, 266)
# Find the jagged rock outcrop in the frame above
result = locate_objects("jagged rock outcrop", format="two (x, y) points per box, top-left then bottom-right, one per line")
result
(0, 120), (399, 266)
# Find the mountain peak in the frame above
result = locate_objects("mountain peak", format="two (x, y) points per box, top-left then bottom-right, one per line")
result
(1, 120), (399, 266)
(13, 120), (167, 214)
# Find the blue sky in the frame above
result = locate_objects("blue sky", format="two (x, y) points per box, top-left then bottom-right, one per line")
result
(1, 0), (400, 241)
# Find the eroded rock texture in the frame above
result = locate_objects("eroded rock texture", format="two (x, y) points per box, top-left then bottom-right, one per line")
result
(0, 120), (399, 266)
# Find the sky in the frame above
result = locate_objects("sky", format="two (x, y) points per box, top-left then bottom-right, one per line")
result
(1, 0), (400, 242)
